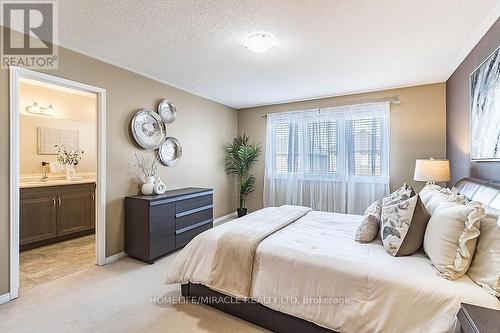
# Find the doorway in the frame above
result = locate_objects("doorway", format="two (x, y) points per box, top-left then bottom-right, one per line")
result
(9, 67), (106, 300)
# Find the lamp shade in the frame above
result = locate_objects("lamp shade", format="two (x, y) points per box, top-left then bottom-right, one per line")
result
(413, 159), (450, 182)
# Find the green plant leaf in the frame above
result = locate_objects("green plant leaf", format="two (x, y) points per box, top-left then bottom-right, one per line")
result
(224, 134), (262, 209)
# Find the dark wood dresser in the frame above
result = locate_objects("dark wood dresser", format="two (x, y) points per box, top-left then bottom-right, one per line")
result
(125, 187), (213, 263)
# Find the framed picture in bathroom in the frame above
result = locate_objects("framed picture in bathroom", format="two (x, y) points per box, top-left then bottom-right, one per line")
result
(37, 127), (79, 155)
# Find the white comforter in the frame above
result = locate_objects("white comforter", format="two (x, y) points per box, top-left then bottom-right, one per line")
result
(167, 209), (500, 333)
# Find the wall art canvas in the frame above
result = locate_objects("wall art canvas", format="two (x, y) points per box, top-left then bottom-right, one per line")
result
(38, 127), (79, 155)
(470, 46), (500, 161)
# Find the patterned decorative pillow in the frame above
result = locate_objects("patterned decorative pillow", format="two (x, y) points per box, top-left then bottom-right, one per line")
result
(382, 184), (411, 206)
(355, 200), (382, 243)
(381, 187), (431, 256)
(379, 184), (412, 240)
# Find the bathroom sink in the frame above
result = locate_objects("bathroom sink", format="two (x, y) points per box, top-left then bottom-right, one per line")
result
(20, 178), (95, 188)
(26, 180), (59, 184)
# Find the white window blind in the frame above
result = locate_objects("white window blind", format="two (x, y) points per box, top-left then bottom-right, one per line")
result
(346, 117), (383, 176)
(264, 102), (390, 214)
(307, 121), (338, 174)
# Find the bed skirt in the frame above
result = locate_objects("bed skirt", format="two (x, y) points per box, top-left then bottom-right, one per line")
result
(181, 283), (335, 333)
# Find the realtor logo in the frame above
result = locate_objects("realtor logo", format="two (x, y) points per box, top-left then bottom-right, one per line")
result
(1, 0), (58, 69)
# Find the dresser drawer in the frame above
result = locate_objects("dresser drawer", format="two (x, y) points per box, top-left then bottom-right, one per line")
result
(176, 208), (213, 231)
(175, 221), (212, 248)
(176, 194), (213, 213)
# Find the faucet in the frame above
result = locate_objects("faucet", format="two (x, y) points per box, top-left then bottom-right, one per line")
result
(40, 172), (49, 182)
(40, 162), (50, 182)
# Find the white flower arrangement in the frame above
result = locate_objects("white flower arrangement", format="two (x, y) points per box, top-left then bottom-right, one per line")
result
(55, 145), (84, 166)
(135, 153), (159, 178)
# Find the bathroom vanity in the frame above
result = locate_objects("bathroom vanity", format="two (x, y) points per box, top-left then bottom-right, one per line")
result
(19, 181), (96, 251)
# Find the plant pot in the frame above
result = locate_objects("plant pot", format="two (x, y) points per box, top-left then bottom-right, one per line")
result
(65, 164), (76, 180)
(237, 208), (247, 218)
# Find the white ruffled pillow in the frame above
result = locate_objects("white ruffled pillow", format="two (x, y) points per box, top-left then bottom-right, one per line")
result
(467, 208), (500, 297)
(423, 202), (485, 280)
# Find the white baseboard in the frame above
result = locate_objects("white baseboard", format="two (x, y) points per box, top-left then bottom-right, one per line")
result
(214, 212), (237, 227)
(104, 251), (127, 265)
(0, 293), (11, 305)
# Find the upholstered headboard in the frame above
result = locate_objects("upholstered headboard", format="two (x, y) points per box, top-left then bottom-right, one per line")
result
(454, 178), (500, 210)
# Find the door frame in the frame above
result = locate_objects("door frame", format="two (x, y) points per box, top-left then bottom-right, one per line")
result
(9, 66), (107, 300)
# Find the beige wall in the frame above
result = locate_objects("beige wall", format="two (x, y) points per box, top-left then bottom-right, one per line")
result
(0, 28), (238, 295)
(20, 115), (97, 174)
(237, 83), (447, 212)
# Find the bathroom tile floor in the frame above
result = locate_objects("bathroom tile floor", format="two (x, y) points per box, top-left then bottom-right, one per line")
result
(20, 234), (95, 290)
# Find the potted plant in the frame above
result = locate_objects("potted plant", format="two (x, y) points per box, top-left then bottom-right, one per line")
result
(225, 134), (262, 217)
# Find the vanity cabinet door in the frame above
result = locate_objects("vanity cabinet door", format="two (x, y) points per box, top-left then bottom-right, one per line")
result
(20, 196), (57, 245)
(56, 192), (91, 236)
(90, 190), (96, 228)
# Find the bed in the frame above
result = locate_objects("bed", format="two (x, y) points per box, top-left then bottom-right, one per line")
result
(166, 178), (500, 333)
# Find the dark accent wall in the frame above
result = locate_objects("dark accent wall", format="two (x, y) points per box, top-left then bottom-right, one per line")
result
(447, 18), (500, 183)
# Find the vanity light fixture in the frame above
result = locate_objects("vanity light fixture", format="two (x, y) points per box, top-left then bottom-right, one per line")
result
(25, 102), (55, 116)
(245, 33), (276, 53)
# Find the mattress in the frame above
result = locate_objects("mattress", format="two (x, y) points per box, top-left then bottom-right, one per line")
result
(167, 209), (500, 333)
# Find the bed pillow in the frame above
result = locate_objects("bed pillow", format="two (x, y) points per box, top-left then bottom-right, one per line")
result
(382, 184), (411, 206)
(355, 200), (382, 243)
(419, 185), (466, 215)
(380, 188), (430, 256)
(423, 203), (485, 280)
(419, 184), (444, 206)
(466, 208), (500, 297)
(425, 190), (466, 215)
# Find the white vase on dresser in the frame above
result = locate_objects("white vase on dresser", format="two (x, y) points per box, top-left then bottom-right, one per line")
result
(141, 176), (155, 195)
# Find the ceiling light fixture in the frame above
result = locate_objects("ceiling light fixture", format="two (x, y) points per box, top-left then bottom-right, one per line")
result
(245, 33), (276, 53)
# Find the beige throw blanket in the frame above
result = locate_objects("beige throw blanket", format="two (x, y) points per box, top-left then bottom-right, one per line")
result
(207, 205), (312, 299)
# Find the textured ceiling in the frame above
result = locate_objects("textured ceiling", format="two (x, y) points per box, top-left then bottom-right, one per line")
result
(55, 0), (500, 108)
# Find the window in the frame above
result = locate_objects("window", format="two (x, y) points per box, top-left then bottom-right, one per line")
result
(307, 121), (338, 174)
(264, 102), (390, 214)
(346, 118), (383, 176)
(274, 123), (300, 173)
(265, 102), (389, 181)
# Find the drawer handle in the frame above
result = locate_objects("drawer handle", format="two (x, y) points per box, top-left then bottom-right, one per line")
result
(58, 197), (62, 206)
(53, 198), (56, 207)
(176, 204), (213, 218)
(176, 219), (213, 235)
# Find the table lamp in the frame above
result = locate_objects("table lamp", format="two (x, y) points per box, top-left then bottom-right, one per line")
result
(413, 158), (450, 185)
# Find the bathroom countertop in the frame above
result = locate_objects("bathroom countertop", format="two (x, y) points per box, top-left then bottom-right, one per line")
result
(20, 179), (96, 189)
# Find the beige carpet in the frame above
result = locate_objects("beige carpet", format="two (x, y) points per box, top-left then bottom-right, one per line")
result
(20, 235), (95, 290)
(0, 251), (267, 333)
